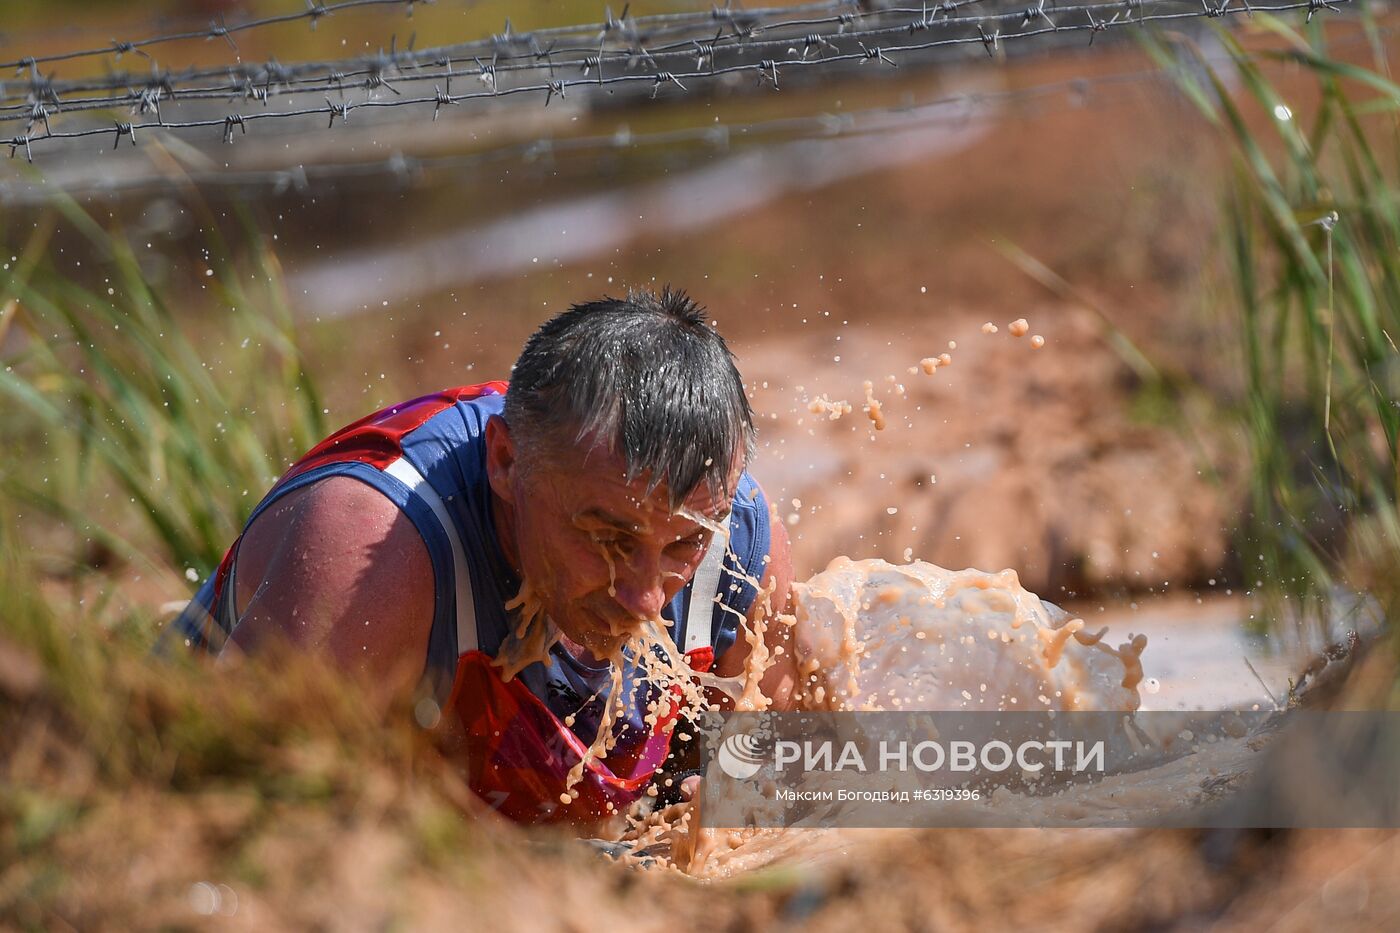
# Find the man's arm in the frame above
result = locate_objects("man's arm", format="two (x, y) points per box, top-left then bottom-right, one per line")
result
(223, 476), (436, 690)
(712, 503), (799, 710)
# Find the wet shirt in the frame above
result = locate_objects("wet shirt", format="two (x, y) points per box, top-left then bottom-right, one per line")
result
(169, 383), (772, 758)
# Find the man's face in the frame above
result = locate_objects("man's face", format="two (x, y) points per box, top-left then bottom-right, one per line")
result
(486, 419), (735, 659)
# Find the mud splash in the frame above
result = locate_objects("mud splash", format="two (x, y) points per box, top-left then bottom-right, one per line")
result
(793, 557), (1146, 714)
(495, 513), (785, 812)
(611, 557), (1155, 878)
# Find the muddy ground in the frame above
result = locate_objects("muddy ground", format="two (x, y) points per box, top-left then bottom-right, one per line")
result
(3, 4), (1397, 930)
(3, 628), (1395, 931)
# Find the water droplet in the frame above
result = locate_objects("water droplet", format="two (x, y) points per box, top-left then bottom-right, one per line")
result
(188, 882), (219, 916)
(414, 697), (442, 728)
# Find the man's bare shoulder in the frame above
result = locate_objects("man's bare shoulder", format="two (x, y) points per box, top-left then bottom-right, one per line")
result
(234, 477), (411, 596)
(227, 475), (436, 680)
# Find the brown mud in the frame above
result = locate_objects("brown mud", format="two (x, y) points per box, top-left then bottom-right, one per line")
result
(2, 618), (1394, 930)
(738, 308), (1235, 598)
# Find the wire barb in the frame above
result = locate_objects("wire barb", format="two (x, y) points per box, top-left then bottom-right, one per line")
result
(581, 54), (605, 84)
(693, 33), (720, 72)
(977, 25), (1001, 58)
(306, 1), (329, 31)
(207, 17), (238, 53)
(601, 4), (637, 43)
(27, 102), (51, 136)
(858, 42), (897, 67)
(109, 40), (150, 63)
(802, 33), (837, 59)
(651, 70), (687, 97)
(9, 132), (33, 163)
(21, 65), (60, 107)
(1023, 0), (1058, 28)
(325, 97), (350, 127)
(1306, 0), (1341, 20)
(907, 3), (935, 34)
(757, 58), (780, 89)
(432, 84), (456, 120)
(365, 67), (401, 95)
(136, 83), (166, 122)
(222, 112), (246, 143)
(475, 56), (498, 95)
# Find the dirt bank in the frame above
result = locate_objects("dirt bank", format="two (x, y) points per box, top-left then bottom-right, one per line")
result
(4, 568), (1393, 930)
(741, 303), (1236, 594)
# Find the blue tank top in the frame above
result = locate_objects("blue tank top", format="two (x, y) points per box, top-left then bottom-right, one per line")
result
(169, 387), (773, 755)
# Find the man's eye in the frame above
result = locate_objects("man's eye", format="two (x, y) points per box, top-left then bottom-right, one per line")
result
(590, 531), (634, 555)
(669, 535), (707, 555)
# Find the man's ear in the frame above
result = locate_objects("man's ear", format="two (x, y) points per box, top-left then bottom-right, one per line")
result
(485, 416), (519, 505)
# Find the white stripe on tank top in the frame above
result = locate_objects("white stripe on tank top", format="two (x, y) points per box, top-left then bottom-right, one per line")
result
(383, 456), (480, 655)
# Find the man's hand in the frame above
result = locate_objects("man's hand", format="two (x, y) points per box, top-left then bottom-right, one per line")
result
(679, 774), (703, 801)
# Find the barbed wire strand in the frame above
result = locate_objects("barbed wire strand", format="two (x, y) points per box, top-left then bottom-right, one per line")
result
(0, 0), (433, 70)
(1, 66), (1186, 202)
(1, 0), (1353, 160)
(0, 0), (1207, 118)
(0, 0), (860, 73)
(0, 2), (1345, 129)
(0, 0), (991, 105)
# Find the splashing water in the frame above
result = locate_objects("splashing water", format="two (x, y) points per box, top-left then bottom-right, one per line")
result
(493, 514), (784, 814)
(493, 579), (562, 682)
(610, 556), (1153, 877)
(793, 557), (1147, 714)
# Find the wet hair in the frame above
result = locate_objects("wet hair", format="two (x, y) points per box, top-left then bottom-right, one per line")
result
(503, 286), (756, 509)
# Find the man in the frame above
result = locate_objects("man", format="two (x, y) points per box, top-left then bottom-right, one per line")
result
(172, 287), (796, 824)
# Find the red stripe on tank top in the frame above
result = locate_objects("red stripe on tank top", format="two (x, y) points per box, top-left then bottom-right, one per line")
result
(280, 382), (508, 482)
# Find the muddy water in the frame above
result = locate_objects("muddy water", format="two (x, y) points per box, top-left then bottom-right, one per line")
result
(656, 558), (1154, 878)
(792, 558), (1146, 715)
(1088, 595), (1342, 712)
(284, 93), (999, 320)
(610, 560), (1368, 880)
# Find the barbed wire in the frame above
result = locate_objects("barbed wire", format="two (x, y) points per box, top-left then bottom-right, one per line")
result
(0, 0), (1337, 116)
(0, 0), (1354, 162)
(0, 1), (857, 78)
(0, 0), (434, 71)
(0, 0), (1182, 121)
(1, 65), (1183, 203)
(0, 1), (989, 106)
(14, 0), (1387, 203)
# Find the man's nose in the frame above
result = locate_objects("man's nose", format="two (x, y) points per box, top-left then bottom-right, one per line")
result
(613, 552), (668, 619)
